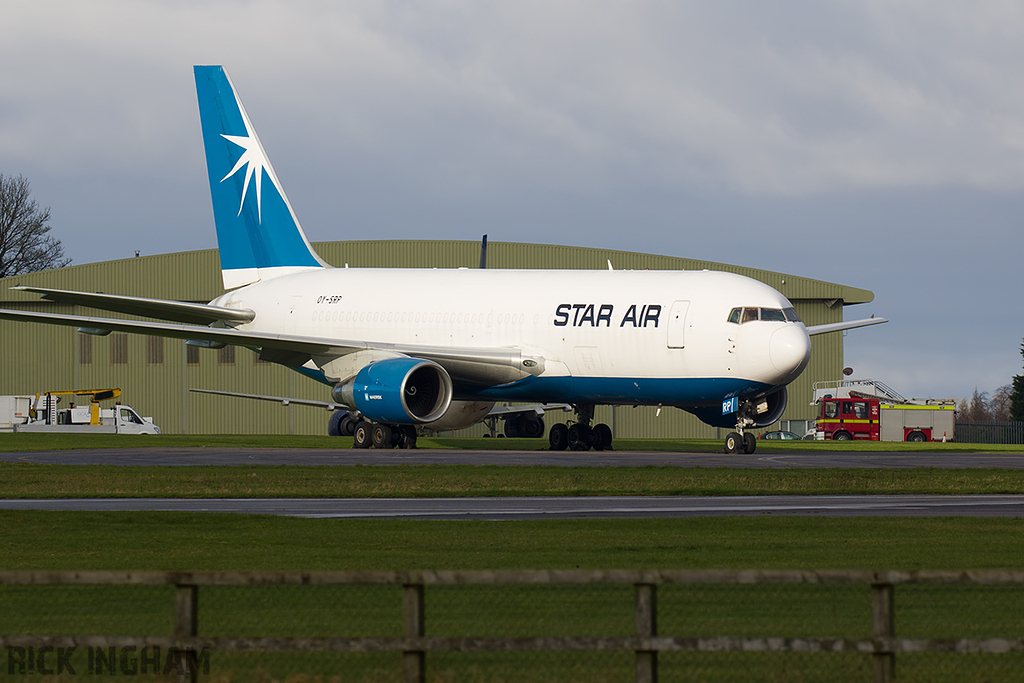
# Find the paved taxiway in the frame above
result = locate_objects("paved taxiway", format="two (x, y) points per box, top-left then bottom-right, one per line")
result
(2, 447), (1023, 468)
(1, 495), (1023, 519)
(2, 447), (1022, 519)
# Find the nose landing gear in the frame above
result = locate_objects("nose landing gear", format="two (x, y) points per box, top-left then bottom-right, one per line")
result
(724, 430), (756, 454)
(724, 399), (759, 454)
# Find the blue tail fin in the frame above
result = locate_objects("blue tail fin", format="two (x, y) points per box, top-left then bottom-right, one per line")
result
(194, 65), (328, 289)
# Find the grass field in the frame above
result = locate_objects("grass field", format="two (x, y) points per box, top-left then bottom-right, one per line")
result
(4, 462), (1024, 498)
(2, 435), (1023, 681)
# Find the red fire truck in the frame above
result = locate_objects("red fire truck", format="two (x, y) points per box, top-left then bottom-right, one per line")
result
(813, 380), (955, 442)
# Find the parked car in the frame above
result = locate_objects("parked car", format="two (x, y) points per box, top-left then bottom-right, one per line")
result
(760, 430), (802, 440)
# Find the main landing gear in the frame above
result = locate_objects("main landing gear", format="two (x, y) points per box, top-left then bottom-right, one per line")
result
(329, 411), (418, 449)
(548, 404), (613, 452)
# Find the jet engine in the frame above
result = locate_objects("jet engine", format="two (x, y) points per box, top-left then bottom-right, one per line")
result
(742, 386), (788, 428)
(686, 386), (789, 429)
(332, 358), (453, 424)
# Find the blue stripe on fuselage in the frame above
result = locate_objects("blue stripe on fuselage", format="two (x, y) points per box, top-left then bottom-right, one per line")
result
(457, 375), (772, 407)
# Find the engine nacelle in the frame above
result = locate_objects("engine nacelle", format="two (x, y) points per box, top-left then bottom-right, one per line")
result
(686, 386), (788, 429)
(332, 358), (453, 424)
(743, 386), (788, 428)
(423, 400), (495, 432)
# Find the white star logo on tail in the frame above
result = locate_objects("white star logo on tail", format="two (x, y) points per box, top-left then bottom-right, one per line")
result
(220, 109), (277, 222)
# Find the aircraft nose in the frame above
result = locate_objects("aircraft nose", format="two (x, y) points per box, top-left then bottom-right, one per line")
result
(770, 325), (811, 382)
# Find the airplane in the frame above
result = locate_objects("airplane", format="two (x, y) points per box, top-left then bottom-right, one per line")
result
(0, 65), (887, 454)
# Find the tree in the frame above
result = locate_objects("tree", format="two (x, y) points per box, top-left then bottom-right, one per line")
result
(990, 384), (1013, 423)
(0, 174), (71, 278)
(1011, 339), (1024, 422)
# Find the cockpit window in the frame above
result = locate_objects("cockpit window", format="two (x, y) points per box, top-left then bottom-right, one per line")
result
(728, 306), (803, 325)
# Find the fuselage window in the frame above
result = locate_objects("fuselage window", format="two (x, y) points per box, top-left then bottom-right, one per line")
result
(783, 307), (802, 323)
(760, 308), (787, 322)
(742, 307), (759, 323)
(727, 308), (742, 324)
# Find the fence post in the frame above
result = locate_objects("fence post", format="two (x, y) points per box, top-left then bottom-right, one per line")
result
(871, 582), (895, 683)
(635, 583), (658, 683)
(403, 583), (426, 683)
(174, 584), (199, 683)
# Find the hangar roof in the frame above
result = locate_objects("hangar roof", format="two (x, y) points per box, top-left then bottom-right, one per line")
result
(0, 240), (874, 307)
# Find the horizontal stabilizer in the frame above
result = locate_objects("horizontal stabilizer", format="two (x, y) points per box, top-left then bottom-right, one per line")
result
(10, 286), (254, 325)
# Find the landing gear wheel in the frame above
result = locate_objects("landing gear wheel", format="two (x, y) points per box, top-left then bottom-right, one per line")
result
(724, 432), (742, 454)
(742, 432), (757, 454)
(568, 423), (593, 451)
(371, 424), (393, 449)
(549, 423), (569, 451)
(339, 413), (357, 437)
(399, 425), (418, 449)
(353, 421), (372, 449)
(592, 423), (613, 451)
(520, 416), (545, 439)
(328, 411), (344, 437)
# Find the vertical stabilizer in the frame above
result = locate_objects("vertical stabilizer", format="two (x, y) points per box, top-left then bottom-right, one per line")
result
(194, 65), (328, 289)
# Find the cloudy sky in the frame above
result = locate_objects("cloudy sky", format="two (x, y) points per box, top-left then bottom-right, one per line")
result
(3, 1), (1023, 401)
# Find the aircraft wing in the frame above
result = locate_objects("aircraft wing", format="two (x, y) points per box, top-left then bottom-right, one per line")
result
(0, 307), (542, 385)
(806, 317), (888, 336)
(190, 388), (571, 420)
(9, 286), (254, 325)
(190, 388), (347, 411)
(486, 403), (572, 417)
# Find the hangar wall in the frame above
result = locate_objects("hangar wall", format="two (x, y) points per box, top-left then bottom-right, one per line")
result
(0, 240), (873, 438)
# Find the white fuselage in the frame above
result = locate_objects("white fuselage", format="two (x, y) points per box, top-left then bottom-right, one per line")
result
(211, 267), (811, 410)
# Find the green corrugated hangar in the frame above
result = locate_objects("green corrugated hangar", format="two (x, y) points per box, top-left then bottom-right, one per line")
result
(0, 240), (874, 438)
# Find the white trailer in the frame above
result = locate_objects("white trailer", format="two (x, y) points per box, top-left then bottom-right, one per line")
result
(0, 396), (33, 433)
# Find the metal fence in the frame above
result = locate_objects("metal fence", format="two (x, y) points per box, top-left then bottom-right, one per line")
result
(2, 570), (1024, 683)
(955, 421), (1024, 444)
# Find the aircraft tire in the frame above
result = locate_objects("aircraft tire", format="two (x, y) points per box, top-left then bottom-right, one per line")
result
(549, 423), (569, 451)
(328, 411), (344, 437)
(742, 432), (757, 454)
(724, 432), (742, 454)
(400, 425), (418, 449)
(504, 416), (521, 438)
(568, 423), (592, 451)
(371, 424), (393, 449)
(353, 421), (372, 449)
(520, 415), (545, 439)
(592, 423), (613, 451)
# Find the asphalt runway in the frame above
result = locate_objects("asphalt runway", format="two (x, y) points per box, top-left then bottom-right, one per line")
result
(1, 447), (1023, 468)
(2, 447), (1023, 519)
